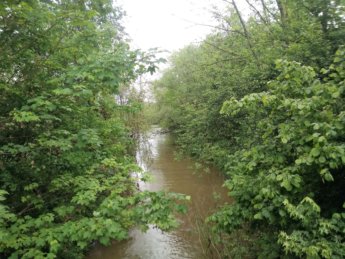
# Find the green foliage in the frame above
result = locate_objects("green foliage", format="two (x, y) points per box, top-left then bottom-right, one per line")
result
(217, 52), (345, 257)
(153, 0), (345, 168)
(0, 1), (186, 258)
(153, 0), (345, 257)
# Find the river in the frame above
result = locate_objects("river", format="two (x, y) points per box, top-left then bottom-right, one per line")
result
(88, 128), (229, 259)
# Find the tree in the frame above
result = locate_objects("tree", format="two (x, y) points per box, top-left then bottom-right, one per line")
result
(153, 0), (345, 257)
(0, 1), (186, 258)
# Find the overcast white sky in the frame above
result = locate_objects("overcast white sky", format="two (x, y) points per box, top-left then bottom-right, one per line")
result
(116, 0), (231, 52)
(115, 0), (250, 95)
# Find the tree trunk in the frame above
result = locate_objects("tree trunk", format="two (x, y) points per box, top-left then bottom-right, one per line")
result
(276, 0), (288, 25)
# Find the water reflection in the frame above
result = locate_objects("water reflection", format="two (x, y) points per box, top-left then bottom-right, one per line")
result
(88, 129), (229, 259)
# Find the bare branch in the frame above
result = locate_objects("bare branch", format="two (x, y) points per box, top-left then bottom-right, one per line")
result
(172, 14), (246, 36)
(244, 0), (269, 25)
(230, 0), (260, 65)
(202, 40), (244, 58)
(260, 0), (280, 22)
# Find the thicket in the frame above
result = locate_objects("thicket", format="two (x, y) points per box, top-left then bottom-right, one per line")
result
(154, 0), (345, 257)
(0, 1), (186, 258)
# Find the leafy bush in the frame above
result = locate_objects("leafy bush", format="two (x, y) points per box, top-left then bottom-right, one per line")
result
(212, 49), (345, 258)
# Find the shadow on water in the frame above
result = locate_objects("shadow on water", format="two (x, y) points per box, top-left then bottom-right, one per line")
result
(87, 127), (230, 259)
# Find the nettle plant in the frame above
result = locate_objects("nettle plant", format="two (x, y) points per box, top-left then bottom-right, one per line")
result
(210, 48), (345, 258)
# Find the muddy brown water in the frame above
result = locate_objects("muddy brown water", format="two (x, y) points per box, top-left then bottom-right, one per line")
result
(88, 128), (229, 259)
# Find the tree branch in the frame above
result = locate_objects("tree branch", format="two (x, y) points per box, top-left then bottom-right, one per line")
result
(230, 0), (260, 66)
(244, 0), (269, 25)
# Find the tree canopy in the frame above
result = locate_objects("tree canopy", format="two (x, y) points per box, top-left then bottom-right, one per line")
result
(0, 1), (186, 258)
(153, 0), (345, 257)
